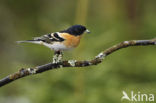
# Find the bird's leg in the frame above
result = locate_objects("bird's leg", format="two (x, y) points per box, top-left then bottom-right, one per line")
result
(58, 51), (63, 63)
(53, 51), (59, 63)
(55, 51), (63, 63)
(52, 51), (63, 63)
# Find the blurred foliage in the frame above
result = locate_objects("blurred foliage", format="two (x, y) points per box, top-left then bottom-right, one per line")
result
(0, 0), (156, 103)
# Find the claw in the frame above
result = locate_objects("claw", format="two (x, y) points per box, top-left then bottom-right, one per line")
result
(52, 51), (63, 63)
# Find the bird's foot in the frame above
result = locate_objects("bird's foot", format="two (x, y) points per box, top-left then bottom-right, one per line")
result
(52, 54), (59, 63)
(52, 51), (63, 63)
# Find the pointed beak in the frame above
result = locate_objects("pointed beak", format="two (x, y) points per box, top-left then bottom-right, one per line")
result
(85, 29), (90, 34)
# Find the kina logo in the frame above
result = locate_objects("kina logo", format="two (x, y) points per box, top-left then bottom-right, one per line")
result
(121, 91), (154, 102)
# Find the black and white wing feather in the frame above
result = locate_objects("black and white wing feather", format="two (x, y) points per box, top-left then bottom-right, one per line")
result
(17, 32), (65, 44)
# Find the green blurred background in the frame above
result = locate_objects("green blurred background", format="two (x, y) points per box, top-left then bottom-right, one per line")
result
(0, 0), (156, 103)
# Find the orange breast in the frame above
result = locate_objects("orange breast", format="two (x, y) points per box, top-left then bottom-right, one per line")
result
(61, 33), (81, 48)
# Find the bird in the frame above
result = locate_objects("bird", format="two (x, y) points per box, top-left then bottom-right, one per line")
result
(17, 25), (90, 63)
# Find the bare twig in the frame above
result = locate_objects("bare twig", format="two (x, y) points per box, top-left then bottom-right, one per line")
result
(0, 38), (156, 87)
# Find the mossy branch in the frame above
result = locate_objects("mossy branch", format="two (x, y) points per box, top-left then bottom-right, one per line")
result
(0, 38), (156, 87)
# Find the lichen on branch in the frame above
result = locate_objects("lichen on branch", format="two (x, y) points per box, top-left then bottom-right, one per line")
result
(0, 38), (156, 87)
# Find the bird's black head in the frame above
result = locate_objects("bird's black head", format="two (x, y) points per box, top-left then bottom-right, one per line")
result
(61, 25), (89, 36)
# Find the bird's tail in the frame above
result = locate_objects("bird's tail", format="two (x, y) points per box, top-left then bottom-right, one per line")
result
(16, 40), (41, 44)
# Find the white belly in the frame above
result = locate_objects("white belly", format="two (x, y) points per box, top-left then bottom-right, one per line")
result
(43, 42), (72, 51)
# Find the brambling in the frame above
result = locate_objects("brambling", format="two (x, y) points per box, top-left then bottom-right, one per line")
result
(17, 25), (90, 63)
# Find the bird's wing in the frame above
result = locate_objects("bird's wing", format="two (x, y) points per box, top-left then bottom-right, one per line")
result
(34, 32), (65, 43)
(17, 32), (65, 44)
